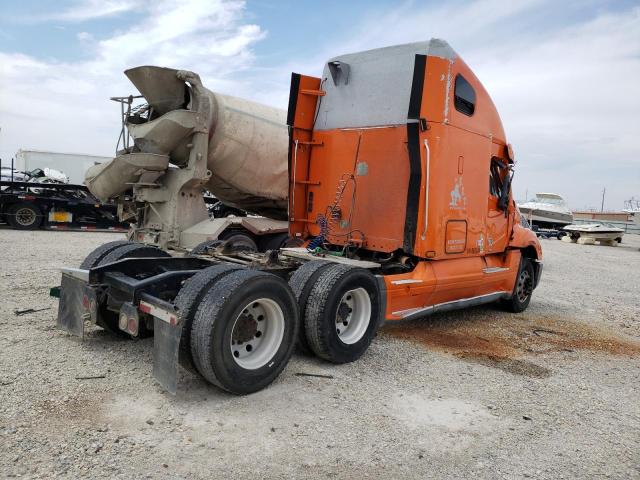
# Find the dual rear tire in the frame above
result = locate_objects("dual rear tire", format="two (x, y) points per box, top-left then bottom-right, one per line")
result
(188, 269), (299, 394)
(289, 262), (381, 364)
(180, 262), (380, 393)
(79, 241), (380, 393)
(80, 241), (299, 395)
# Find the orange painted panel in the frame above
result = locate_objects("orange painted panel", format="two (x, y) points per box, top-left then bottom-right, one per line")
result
(384, 261), (436, 319)
(445, 220), (467, 253)
(304, 126), (410, 252)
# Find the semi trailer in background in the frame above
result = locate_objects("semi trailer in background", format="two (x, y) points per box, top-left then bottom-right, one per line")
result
(15, 150), (111, 185)
(0, 157), (127, 231)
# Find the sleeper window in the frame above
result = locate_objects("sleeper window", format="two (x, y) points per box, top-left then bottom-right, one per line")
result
(454, 75), (476, 116)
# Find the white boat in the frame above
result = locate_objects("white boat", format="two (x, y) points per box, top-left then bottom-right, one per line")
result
(562, 223), (624, 245)
(518, 193), (573, 228)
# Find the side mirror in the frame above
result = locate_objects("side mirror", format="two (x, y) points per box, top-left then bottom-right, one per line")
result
(498, 170), (513, 211)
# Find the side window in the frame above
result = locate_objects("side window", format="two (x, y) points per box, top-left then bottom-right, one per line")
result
(454, 75), (475, 116)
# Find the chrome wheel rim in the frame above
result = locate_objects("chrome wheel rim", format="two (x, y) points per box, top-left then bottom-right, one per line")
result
(516, 269), (533, 303)
(15, 207), (36, 226)
(335, 287), (371, 344)
(230, 298), (285, 370)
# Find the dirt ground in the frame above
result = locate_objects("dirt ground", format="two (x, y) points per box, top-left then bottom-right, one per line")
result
(0, 229), (639, 479)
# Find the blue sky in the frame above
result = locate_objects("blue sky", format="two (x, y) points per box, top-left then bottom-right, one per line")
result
(0, 0), (638, 209)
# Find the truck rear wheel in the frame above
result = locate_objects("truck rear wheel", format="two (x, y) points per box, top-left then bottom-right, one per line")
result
(218, 230), (258, 252)
(174, 264), (242, 372)
(7, 202), (43, 230)
(80, 240), (132, 269)
(288, 260), (332, 354)
(502, 258), (535, 313)
(304, 264), (380, 364)
(100, 242), (169, 265)
(190, 269), (298, 394)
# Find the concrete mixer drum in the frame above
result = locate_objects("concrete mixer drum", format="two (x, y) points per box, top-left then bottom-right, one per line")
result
(85, 66), (290, 250)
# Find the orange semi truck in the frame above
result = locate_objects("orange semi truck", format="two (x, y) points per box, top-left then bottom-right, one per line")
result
(55, 39), (542, 394)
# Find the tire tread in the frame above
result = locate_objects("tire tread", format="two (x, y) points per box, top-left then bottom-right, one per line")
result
(79, 240), (132, 269)
(305, 264), (357, 362)
(100, 243), (169, 264)
(502, 258), (534, 313)
(288, 261), (331, 354)
(191, 269), (280, 392)
(174, 264), (241, 371)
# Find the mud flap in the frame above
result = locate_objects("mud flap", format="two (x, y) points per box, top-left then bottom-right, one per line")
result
(152, 319), (183, 395)
(57, 272), (91, 338)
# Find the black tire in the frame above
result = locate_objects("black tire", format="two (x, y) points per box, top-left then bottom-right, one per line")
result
(92, 243), (170, 334)
(190, 239), (223, 255)
(80, 240), (132, 269)
(174, 264), (242, 372)
(304, 264), (380, 364)
(288, 261), (332, 354)
(190, 269), (298, 394)
(6, 202), (43, 229)
(100, 242), (170, 265)
(259, 232), (289, 252)
(502, 258), (535, 313)
(218, 230), (258, 252)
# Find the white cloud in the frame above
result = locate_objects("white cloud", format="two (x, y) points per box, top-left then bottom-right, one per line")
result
(34, 0), (142, 23)
(0, 0), (266, 163)
(77, 31), (93, 41)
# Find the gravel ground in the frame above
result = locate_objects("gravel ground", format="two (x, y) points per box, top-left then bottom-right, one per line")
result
(0, 229), (639, 479)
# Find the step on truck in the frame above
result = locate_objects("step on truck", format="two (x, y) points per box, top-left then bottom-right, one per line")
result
(55, 39), (542, 395)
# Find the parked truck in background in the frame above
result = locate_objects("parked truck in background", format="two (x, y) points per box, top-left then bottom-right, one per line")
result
(0, 157), (127, 231)
(54, 39), (542, 395)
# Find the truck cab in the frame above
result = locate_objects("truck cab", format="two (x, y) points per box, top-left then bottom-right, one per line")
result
(288, 39), (542, 320)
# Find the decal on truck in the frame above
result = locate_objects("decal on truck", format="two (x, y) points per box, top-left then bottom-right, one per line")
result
(449, 176), (467, 210)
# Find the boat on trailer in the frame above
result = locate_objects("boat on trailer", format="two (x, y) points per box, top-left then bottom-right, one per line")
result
(518, 193), (573, 229)
(562, 223), (624, 246)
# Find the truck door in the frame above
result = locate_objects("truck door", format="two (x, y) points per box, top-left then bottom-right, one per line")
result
(486, 157), (510, 253)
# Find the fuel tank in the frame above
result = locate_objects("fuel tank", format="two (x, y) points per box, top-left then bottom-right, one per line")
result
(85, 66), (289, 219)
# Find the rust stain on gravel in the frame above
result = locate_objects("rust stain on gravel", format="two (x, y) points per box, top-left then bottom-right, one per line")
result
(382, 313), (640, 378)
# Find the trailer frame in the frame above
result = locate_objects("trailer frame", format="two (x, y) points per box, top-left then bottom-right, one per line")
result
(1, 158), (128, 231)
